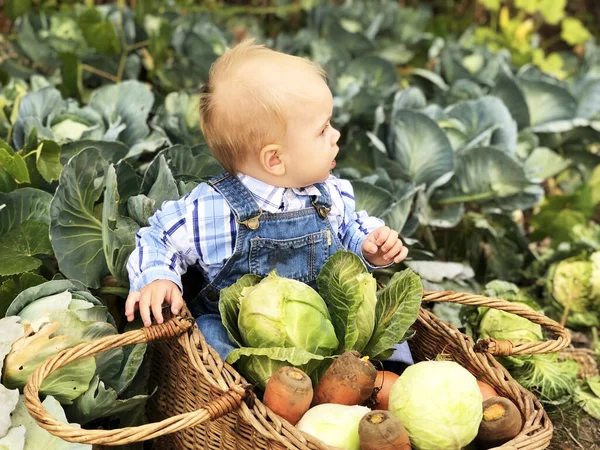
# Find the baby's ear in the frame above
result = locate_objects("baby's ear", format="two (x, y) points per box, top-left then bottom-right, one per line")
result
(260, 144), (285, 175)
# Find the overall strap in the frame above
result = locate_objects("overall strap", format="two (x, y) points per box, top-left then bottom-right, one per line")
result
(208, 172), (262, 230)
(311, 182), (333, 218)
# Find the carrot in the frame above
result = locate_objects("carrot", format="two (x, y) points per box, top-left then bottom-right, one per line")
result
(359, 410), (411, 450)
(263, 366), (313, 425)
(372, 370), (400, 410)
(313, 350), (377, 406)
(477, 380), (499, 401)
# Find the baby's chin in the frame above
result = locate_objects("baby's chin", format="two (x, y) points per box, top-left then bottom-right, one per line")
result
(294, 173), (331, 188)
(316, 172), (333, 184)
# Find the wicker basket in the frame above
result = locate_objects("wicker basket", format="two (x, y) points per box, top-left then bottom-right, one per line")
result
(24, 290), (570, 450)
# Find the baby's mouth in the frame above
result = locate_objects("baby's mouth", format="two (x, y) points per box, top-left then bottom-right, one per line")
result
(330, 159), (336, 169)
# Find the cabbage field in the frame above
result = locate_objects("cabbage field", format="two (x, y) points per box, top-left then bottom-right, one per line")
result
(0, 0), (600, 448)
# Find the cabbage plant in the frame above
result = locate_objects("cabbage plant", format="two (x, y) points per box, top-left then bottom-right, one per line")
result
(460, 280), (545, 344)
(11, 81), (169, 157)
(468, 281), (545, 341)
(502, 353), (579, 402)
(1, 389), (90, 449)
(0, 317), (90, 450)
(477, 302), (544, 344)
(467, 280), (579, 402)
(2, 280), (149, 427)
(545, 252), (600, 327)
(151, 91), (205, 146)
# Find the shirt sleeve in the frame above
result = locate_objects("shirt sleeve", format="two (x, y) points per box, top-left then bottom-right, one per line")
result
(126, 187), (205, 293)
(330, 177), (390, 271)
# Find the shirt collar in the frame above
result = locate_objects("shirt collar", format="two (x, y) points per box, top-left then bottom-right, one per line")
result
(236, 173), (322, 212)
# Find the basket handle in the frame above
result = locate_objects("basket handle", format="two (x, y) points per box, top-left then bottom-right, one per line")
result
(23, 315), (251, 446)
(421, 290), (571, 357)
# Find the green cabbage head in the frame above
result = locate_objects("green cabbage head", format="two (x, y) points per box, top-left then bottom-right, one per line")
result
(237, 271), (338, 356)
(478, 302), (543, 343)
(547, 252), (600, 327)
(551, 258), (593, 312)
(389, 360), (483, 450)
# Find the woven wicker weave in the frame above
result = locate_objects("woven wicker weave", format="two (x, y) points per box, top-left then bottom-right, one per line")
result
(559, 347), (599, 379)
(24, 290), (570, 450)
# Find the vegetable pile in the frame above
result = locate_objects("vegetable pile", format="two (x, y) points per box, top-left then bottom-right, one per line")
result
(261, 355), (525, 450)
(219, 253), (527, 449)
(219, 251), (423, 389)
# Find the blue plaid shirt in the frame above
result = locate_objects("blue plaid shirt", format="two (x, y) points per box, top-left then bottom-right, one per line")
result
(127, 173), (385, 292)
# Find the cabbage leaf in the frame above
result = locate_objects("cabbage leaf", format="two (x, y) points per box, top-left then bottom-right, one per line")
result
(0, 384), (19, 438)
(226, 346), (331, 390)
(219, 273), (261, 348)
(317, 251), (377, 353)
(0, 425), (25, 450)
(363, 268), (423, 359)
(2, 321), (96, 404)
(50, 148), (109, 288)
(66, 375), (150, 425)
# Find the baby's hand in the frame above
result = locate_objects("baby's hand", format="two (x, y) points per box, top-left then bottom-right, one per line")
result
(361, 226), (408, 266)
(125, 280), (184, 327)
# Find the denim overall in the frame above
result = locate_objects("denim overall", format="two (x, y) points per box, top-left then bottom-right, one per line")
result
(190, 171), (344, 358)
(191, 172), (414, 367)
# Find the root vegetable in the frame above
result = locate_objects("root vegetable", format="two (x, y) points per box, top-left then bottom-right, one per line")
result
(475, 396), (523, 448)
(359, 410), (411, 450)
(263, 366), (313, 425)
(372, 370), (400, 410)
(477, 380), (499, 401)
(313, 350), (377, 406)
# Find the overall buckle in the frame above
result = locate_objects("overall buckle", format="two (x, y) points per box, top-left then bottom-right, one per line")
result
(236, 210), (263, 230)
(312, 201), (331, 219)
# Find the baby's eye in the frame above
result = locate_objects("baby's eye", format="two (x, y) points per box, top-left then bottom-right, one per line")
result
(321, 123), (330, 135)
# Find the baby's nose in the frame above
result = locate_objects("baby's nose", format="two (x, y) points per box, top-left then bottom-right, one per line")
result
(331, 127), (341, 145)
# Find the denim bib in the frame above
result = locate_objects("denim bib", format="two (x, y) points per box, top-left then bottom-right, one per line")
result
(188, 172), (345, 317)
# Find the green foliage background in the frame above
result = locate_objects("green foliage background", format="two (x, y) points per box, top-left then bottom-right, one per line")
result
(1, 0), (600, 446)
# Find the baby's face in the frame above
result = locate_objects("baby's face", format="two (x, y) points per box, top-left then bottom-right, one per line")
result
(279, 77), (341, 188)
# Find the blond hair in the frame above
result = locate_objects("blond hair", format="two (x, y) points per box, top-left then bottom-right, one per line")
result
(199, 40), (326, 174)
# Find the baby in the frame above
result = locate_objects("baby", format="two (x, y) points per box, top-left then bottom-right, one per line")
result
(125, 40), (411, 361)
